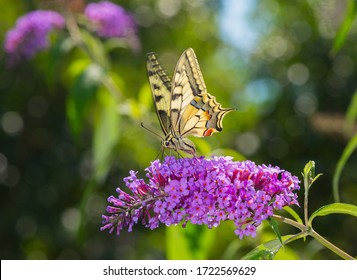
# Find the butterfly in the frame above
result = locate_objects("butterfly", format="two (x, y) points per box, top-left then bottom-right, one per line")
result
(146, 48), (234, 155)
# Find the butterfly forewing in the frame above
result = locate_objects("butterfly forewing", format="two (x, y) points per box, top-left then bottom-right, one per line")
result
(146, 52), (172, 135)
(169, 49), (206, 136)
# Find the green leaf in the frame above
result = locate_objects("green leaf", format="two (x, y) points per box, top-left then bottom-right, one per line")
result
(166, 226), (194, 259)
(221, 238), (245, 260)
(267, 217), (282, 245)
(303, 160), (315, 179)
(46, 37), (65, 86)
(192, 138), (212, 156)
(283, 206), (303, 225)
(93, 89), (120, 182)
(65, 58), (91, 82)
(138, 83), (154, 109)
(80, 29), (110, 70)
(330, 0), (357, 56)
(166, 224), (216, 260)
(309, 203), (357, 225)
(67, 63), (105, 135)
(302, 160), (322, 191)
(344, 90), (357, 136)
(310, 173), (323, 186)
(332, 134), (357, 202)
(242, 235), (297, 260)
(104, 37), (130, 52)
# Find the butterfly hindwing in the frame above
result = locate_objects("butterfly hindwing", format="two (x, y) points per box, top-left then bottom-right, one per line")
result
(171, 48), (234, 138)
(180, 93), (234, 137)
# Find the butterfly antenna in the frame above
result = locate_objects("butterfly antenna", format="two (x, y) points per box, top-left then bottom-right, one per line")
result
(141, 122), (164, 140)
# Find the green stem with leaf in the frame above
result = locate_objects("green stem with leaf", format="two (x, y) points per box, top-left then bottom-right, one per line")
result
(272, 161), (356, 260)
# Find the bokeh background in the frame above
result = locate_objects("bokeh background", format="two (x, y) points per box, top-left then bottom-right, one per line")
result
(1, 0), (356, 259)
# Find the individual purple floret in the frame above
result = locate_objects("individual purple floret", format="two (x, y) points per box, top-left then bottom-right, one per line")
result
(4, 10), (65, 64)
(84, 1), (137, 39)
(101, 156), (300, 239)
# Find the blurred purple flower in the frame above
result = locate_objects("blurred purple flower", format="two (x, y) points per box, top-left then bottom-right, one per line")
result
(101, 156), (300, 239)
(84, 1), (140, 52)
(85, 1), (137, 38)
(4, 10), (65, 65)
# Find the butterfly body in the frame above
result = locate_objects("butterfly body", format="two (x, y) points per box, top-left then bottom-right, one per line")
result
(147, 48), (234, 154)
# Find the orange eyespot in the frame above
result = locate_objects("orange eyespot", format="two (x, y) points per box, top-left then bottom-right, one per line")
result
(204, 128), (214, 136)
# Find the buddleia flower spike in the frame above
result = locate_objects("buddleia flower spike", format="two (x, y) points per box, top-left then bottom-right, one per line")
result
(101, 156), (300, 239)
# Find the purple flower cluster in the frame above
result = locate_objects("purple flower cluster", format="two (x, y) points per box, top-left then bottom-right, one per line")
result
(101, 156), (300, 239)
(4, 10), (65, 64)
(85, 1), (137, 39)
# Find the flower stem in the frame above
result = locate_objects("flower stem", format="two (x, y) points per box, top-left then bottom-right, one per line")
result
(303, 173), (309, 228)
(272, 214), (305, 231)
(309, 229), (355, 260)
(274, 214), (355, 259)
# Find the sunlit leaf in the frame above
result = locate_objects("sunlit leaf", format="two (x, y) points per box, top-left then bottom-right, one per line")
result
(267, 217), (282, 245)
(303, 160), (315, 179)
(166, 224), (216, 260)
(330, 0), (357, 56)
(309, 203), (357, 225)
(93, 89), (120, 182)
(138, 83), (154, 109)
(67, 63), (105, 134)
(102, 71), (125, 101)
(192, 138), (212, 156)
(283, 206), (303, 225)
(104, 37), (130, 52)
(166, 226), (194, 259)
(332, 134), (357, 202)
(221, 239), (245, 260)
(242, 235), (297, 260)
(80, 29), (110, 70)
(66, 58), (91, 81)
(344, 90), (357, 136)
(310, 173), (323, 186)
(302, 160), (322, 191)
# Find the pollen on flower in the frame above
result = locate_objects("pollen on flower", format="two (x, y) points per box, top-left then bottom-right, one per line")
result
(101, 156), (300, 239)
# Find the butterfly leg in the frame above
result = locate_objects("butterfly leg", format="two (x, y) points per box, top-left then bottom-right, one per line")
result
(175, 150), (185, 158)
(155, 147), (165, 161)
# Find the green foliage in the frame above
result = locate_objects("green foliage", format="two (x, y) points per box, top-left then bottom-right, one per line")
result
(67, 62), (103, 134)
(283, 206), (303, 225)
(309, 203), (357, 224)
(242, 161), (356, 260)
(166, 224), (216, 260)
(332, 134), (357, 201)
(93, 90), (120, 182)
(1, 0), (357, 260)
(267, 217), (283, 245)
(242, 235), (296, 260)
(331, 0), (357, 56)
(345, 91), (357, 134)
